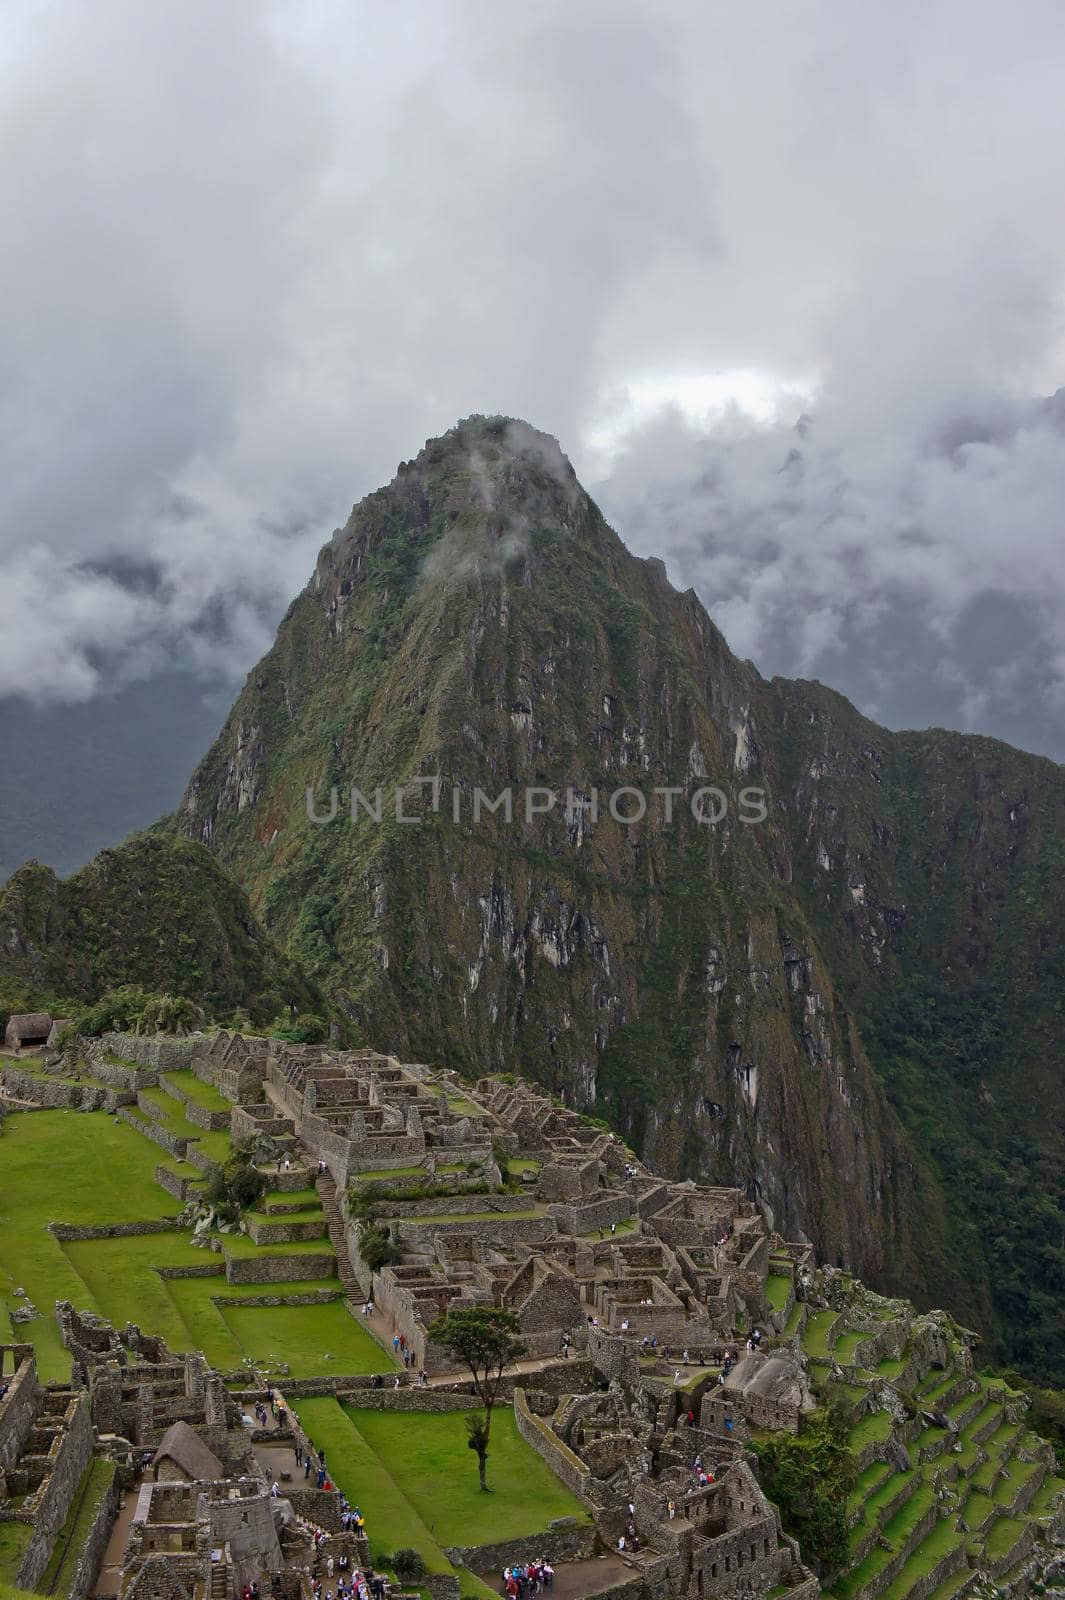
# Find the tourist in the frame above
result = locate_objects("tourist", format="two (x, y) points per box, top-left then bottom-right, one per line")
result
(668, 1499), (676, 1520)
(327, 1555), (334, 1578)
(271, 1480), (280, 1497)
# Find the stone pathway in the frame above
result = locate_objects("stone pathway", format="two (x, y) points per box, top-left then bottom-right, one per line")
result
(93, 1474), (146, 1598)
(472, 1554), (634, 1600)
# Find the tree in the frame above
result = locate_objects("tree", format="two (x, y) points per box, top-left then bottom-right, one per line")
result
(752, 1402), (854, 1575)
(428, 1307), (526, 1490)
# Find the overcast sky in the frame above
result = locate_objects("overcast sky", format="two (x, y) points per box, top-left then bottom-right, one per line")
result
(4, 0), (1065, 763)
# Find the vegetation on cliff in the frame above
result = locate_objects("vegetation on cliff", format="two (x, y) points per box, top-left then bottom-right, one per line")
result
(0, 832), (321, 1027)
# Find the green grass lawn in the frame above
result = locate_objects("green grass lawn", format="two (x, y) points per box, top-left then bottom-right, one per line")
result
(0, 1111), (181, 1378)
(0, 1523), (33, 1587)
(848, 1410), (894, 1452)
(262, 1188), (321, 1209)
(159, 1070), (232, 1113)
(802, 1309), (837, 1360)
(766, 1273), (792, 1313)
(222, 1303), (391, 1375)
(221, 1233), (334, 1257)
(349, 1405), (588, 1541)
(294, 1400), (493, 1599)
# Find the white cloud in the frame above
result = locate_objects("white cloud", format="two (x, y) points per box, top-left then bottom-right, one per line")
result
(2, 0), (1065, 757)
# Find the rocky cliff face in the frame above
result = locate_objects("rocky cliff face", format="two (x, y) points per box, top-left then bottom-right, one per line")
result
(174, 416), (1065, 1379)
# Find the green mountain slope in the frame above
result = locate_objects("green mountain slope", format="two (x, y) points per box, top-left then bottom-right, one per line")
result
(168, 416), (1063, 1382)
(0, 832), (317, 1024)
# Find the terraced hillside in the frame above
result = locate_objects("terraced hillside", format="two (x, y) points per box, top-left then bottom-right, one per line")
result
(774, 1276), (1065, 1600)
(0, 1058), (393, 1382)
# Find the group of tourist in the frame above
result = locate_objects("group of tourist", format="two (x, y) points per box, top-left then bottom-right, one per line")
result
(617, 1516), (642, 1553)
(309, 1561), (385, 1600)
(389, 1330), (427, 1380)
(500, 1559), (554, 1596)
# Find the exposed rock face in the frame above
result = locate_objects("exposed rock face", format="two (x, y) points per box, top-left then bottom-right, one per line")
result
(173, 417), (1063, 1376)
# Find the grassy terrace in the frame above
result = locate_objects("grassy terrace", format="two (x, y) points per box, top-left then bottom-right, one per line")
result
(783, 1299), (804, 1337)
(159, 1069), (232, 1113)
(0, 1111), (181, 1378)
(848, 1410), (894, 1452)
(293, 1398), (587, 1598)
(0, 1108), (392, 1379)
(136, 1088), (232, 1161)
(876, 1519), (964, 1600)
(834, 1330), (867, 1364)
(0, 1522), (33, 1587)
(245, 1206), (326, 1227)
(766, 1273), (792, 1313)
(295, 1399), (461, 1583)
(801, 1309), (836, 1360)
(262, 1188), (321, 1210)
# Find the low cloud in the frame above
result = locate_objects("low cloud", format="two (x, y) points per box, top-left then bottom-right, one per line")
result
(3, 0), (1065, 758)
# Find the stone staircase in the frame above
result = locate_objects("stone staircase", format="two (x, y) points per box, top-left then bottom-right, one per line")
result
(316, 1172), (361, 1298)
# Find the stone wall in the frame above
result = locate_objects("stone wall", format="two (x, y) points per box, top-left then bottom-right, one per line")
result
(224, 1250), (336, 1285)
(0, 1354), (38, 1471)
(394, 1216), (553, 1250)
(100, 1031), (205, 1071)
(50, 1220), (179, 1242)
(155, 1165), (204, 1203)
(337, 1389), (480, 1412)
(156, 1263), (226, 1280)
(119, 1104), (188, 1159)
(65, 1460), (121, 1600)
(216, 1288), (342, 1308)
(448, 1518), (598, 1573)
(82, 1044), (159, 1090)
(246, 1217), (330, 1246)
(512, 1388), (591, 1502)
(17, 1394), (94, 1590)
(0, 1065), (108, 1111)
(546, 1193), (632, 1235)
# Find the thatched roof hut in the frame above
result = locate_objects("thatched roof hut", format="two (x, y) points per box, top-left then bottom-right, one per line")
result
(4, 1012), (51, 1050)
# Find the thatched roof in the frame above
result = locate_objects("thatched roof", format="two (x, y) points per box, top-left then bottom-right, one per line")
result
(152, 1420), (225, 1481)
(5, 1012), (51, 1042)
